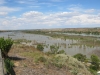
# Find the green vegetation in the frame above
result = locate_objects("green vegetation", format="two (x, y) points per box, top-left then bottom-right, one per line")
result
(73, 53), (86, 62)
(90, 55), (100, 71)
(37, 44), (44, 51)
(36, 56), (47, 63)
(50, 45), (59, 54)
(0, 38), (14, 75)
(58, 50), (65, 54)
(4, 58), (14, 75)
(0, 37), (13, 58)
(73, 53), (100, 75)
(50, 45), (66, 54)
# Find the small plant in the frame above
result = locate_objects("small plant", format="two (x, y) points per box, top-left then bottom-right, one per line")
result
(37, 44), (44, 51)
(37, 56), (47, 62)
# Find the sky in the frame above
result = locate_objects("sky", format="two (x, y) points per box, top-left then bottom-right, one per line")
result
(0, 0), (100, 30)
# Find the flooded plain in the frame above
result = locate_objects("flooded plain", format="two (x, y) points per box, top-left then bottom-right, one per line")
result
(0, 31), (100, 57)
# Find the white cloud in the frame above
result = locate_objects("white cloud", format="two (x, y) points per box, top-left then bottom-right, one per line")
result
(0, 9), (100, 30)
(85, 9), (95, 13)
(0, 6), (20, 12)
(22, 11), (43, 18)
(68, 6), (98, 15)
(0, 12), (7, 16)
(0, 6), (21, 16)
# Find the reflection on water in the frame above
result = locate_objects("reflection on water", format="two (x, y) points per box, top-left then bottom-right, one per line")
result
(0, 31), (100, 57)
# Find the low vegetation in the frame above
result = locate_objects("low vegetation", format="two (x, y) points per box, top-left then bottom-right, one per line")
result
(37, 44), (44, 51)
(73, 53), (100, 75)
(18, 43), (92, 75)
(73, 53), (86, 62)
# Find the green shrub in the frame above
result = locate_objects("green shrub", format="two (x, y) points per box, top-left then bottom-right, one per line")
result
(50, 45), (59, 54)
(37, 44), (44, 51)
(58, 50), (65, 54)
(90, 55), (100, 71)
(0, 38), (13, 58)
(73, 53), (86, 62)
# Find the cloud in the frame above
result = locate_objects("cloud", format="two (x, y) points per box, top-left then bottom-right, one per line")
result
(22, 11), (43, 18)
(0, 6), (20, 12)
(0, 12), (7, 16)
(85, 9), (95, 13)
(0, 6), (21, 16)
(0, 9), (100, 30)
(16, 0), (36, 4)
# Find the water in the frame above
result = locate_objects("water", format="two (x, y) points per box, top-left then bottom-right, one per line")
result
(0, 31), (100, 57)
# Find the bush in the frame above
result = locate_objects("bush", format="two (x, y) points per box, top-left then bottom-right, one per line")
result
(37, 44), (44, 51)
(50, 45), (59, 54)
(0, 38), (13, 58)
(90, 55), (100, 71)
(73, 53), (86, 62)
(89, 68), (97, 75)
(58, 50), (65, 54)
(51, 56), (64, 68)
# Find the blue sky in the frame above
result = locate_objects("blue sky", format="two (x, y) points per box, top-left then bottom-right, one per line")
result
(0, 0), (100, 30)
